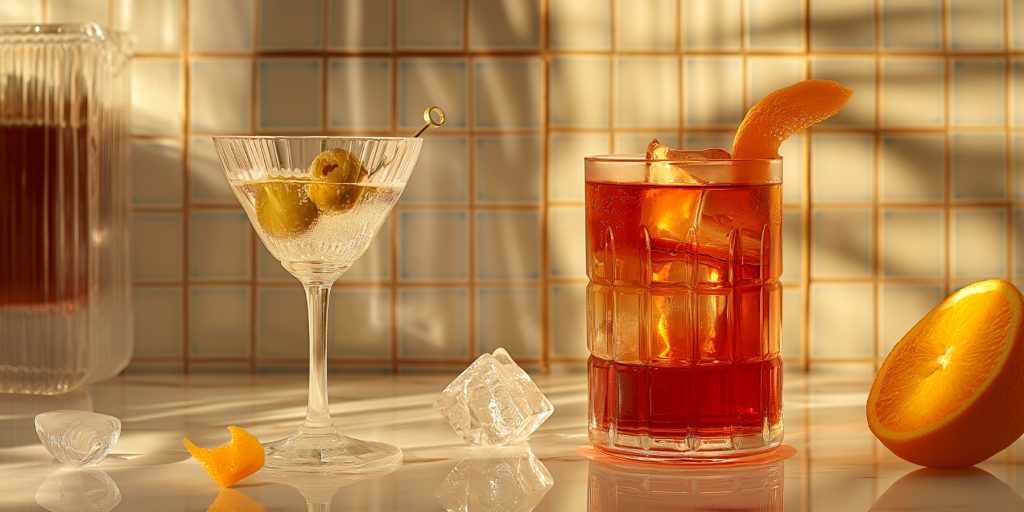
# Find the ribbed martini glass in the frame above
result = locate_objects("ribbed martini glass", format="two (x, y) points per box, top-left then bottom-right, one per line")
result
(213, 136), (422, 473)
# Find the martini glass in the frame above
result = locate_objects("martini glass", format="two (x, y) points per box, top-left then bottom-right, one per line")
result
(213, 136), (422, 473)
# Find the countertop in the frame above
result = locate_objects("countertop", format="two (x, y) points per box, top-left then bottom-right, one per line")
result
(2, 367), (1023, 511)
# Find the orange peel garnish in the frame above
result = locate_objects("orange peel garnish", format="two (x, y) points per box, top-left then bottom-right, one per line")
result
(867, 279), (1024, 468)
(732, 79), (852, 159)
(184, 426), (265, 488)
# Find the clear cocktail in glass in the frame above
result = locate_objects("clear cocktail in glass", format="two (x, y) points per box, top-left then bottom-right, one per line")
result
(585, 154), (783, 462)
(214, 136), (421, 473)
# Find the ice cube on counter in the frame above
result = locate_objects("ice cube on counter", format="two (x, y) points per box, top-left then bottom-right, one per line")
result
(35, 410), (121, 466)
(433, 348), (554, 446)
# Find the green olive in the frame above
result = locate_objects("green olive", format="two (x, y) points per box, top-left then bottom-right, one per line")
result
(255, 179), (319, 238)
(307, 148), (369, 213)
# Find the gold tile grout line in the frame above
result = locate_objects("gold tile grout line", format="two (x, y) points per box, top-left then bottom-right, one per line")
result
(249, 0), (262, 371)
(390, 0), (399, 373)
(801, 0), (812, 371)
(942, 0), (953, 298)
(181, 0), (192, 373)
(872, 0), (882, 371)
(465, 0), (477, 364)
(539, 0), (551, 373)
(1003, 0), (1016, 473)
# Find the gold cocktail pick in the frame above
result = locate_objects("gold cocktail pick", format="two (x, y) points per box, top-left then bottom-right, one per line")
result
(412, 106), (446, 137)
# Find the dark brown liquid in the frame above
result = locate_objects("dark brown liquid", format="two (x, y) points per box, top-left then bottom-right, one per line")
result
(0, 123), (90, 308)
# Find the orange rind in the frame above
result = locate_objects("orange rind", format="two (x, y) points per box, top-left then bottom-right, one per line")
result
(866, 279), (1024, 468)
(184, 426), (265, 488)
(732, 79), (852, 159)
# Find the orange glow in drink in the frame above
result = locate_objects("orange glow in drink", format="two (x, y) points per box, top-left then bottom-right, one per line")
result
(585, 153), (783, 461)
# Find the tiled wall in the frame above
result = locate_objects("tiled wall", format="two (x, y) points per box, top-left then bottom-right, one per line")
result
(5, 0), (1022, 372)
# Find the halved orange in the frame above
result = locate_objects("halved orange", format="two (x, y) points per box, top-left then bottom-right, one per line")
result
(184, 426), (265, 488)
(732, 79), (853, 159)
(867, 279), (1024, 468)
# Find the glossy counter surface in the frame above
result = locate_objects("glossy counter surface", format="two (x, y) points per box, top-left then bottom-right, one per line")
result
(2, 367), (1023, 511)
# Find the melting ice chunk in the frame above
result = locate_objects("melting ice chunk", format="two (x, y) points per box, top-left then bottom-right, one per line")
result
(646, 139), (730, 184)
(433, 448), (554, 512)
(35, 410), (121, 467)
(434, 348), (554, 446)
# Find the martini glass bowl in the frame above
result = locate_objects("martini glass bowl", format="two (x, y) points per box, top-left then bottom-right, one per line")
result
(213, 136), (422, 473)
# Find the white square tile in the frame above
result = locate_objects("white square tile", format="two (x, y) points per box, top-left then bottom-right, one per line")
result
(399, 59), (468, 130)
(327, 59), (392, 131)
(810, 283), (874, 358)
(398, 0), (463, 49)
(190, 0), (254, 51)
(329, 0), (391, 50)
(132, 140), (182, 207)
(191, 58), (252, 132)
(189, 136), (236, 205)
(746, 0), (804, 50)
(50, 0), (107, 23)
(1015, 60), (1024, 126)
(811, 0), (874, 49)
(614, 132), (677, 154)
(476, 211), (541, 280)
(781, 288), (802, 359)
(547, 133), (609, 201)
(1016, 0), (1024, 48)
(258, 243), (292, 282)
(617, 0), (676, 50)
(881, 0), (942, 50)
(0, 0), (42, 22)
(257, 288), (306, 358)
(132, 213), (182, 282)
(881, 209), (945, 278)
(880, 284), (945, 357)
(399, 211), (469, 281)
(474, 58), (542, 129)
(258, 59), (323, 131)
(475, 136), (542, 204)
(476, 287), (541, 358)
(397, 288), (469, 358)
(1016, 134), (1024, 200)
(617, 56), (679, 129)
(780, 132), (805, 204)
(1017, 208), (1024, 276)
(330, 288), (392, 358)
(191, 286), (251, 357)
(953, 208), (1008, 278)
(747, 56), (805, 108)
(131, 59), (182, 136)
(950, 0), (1005, 51)
(684, 57), (743, 128)
(133, 288), (182, 357)
(881, 57), (945, 128)
(259, 0), (323, 49)
(810, 57), (875, 128)
(549, 56), (611, 129)
(812, 209), (873, 279)
(682, 0), (739, 50)
(881, 134), (945, 203)
(782, 210), (802, 283)
(548, 206), (586, 278)
(952, 133), (1007, 201)
(952, 59), (1006, 126)
(811, 133), (874, 203)
(549, 0), (610, 50)
(549, 284), (587, 357)
(680, 133), (733, 152)
(342, 218), (392, 281)
(469, 0), (541, 49)
(401, 136), (469, 203)
(190, 211), (251, 281)
(117, 0), (180, 52)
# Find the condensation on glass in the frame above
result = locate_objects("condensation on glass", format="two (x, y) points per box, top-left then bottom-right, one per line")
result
(585, 155), (783, 462)
(0, 24), (133, 394)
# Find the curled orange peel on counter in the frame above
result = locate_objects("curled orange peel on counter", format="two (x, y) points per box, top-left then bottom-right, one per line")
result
(184, 426), (265, 488)
(731, 79), (853, 159)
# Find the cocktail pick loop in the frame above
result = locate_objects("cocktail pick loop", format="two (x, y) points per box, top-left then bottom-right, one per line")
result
(412, 106), (446, 137)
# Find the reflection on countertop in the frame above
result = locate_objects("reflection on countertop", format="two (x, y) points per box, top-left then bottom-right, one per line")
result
(2, 368), (1024, 511)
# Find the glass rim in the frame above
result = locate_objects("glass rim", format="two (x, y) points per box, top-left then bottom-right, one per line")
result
(212, 135), (422, 142)
(585, 154), (783, 164)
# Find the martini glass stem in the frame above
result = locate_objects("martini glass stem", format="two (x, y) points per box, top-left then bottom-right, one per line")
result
(301, 282), (336, 433)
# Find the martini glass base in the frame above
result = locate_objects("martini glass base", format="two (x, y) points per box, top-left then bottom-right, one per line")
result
(263, 427), (402, 474)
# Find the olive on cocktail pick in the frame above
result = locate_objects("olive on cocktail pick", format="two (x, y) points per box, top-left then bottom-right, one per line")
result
(255, 179), (319, 238)
(307, 149), (369, 213)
